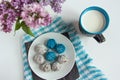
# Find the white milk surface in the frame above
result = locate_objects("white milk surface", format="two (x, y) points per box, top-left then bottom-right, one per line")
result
(81, 10), (106, 33)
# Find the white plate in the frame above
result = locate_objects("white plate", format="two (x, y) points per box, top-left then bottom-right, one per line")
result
(28, 32), (76, 80)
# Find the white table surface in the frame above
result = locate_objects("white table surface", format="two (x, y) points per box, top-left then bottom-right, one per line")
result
(0, 0), (120, 80)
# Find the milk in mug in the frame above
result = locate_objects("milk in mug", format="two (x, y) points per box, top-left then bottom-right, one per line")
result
(81, 10), (106, 33)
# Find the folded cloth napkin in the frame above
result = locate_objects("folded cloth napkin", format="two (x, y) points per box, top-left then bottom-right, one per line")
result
(22, 17), (107, 80)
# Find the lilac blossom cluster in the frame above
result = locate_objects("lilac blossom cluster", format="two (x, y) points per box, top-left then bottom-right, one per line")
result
(0, 0), (65, 35)
(40, 0), (66, 13)
(21, 2), (52, 28)
(0, 1), (18, 32)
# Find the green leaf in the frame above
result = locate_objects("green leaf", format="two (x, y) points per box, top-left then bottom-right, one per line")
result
(21, 21), (34, 37)
(15, 19), (21, 31)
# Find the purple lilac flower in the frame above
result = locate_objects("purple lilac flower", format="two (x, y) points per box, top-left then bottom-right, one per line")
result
(21, 0), (33, 4)
(51, 0), (65, 13)
(0, 2), (7, 15)
(11, 0), (33, 15)
(0, 0), (66, 34)
(0, 8), (17, 32)
(39, 0), (65, 13)
(50, 1), (62, 13)
(21, 2), (52, 28)
(40, 0), (51, 6)
(11, 0), (22, 9)
(0, 1), (18, 33)
(54, 0), (66, 3)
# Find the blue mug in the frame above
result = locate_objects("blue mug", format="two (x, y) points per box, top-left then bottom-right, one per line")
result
(79, 6), (110, 43)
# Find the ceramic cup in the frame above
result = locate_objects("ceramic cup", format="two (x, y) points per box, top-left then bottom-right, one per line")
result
(79, 6), (110, 43)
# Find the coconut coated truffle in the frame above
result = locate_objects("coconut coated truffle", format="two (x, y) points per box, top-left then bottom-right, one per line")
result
(33, 54), (45, 64)
(39, 62), (51, 72)
(57, 55), (68, 64)
(51, 62), (61, 71)
(34, 44), (47, 54)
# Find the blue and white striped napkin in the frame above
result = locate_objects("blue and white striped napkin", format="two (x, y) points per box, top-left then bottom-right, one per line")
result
(22, 17), (107, 80)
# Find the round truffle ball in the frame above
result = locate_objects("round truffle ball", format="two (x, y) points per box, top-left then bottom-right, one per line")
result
(45, 52), (57, 62)
(39, 62), (51, 72)
(55, 44), (66, 54)
(52, 62), (61, 71)
(33, 54), (45, 64)
(46, 39), (56, 49)
(58, 55), (68, 64)
(34, 44), (47, 54)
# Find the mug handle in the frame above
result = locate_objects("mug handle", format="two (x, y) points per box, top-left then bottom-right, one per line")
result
(93, 34), (105, 43)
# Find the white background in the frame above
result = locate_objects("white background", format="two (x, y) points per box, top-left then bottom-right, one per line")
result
(0, 0), (120, 80)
